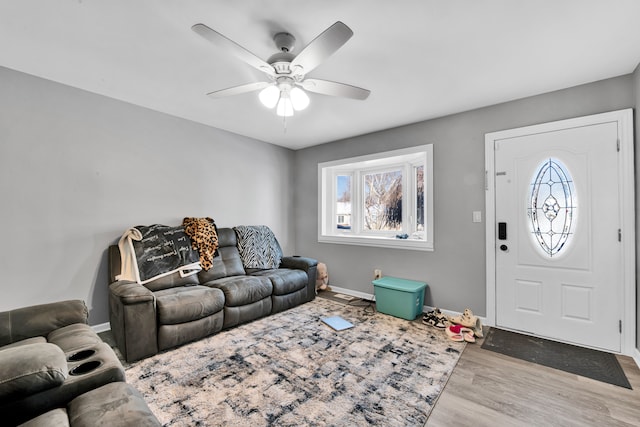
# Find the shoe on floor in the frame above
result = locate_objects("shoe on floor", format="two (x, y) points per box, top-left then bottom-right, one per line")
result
(449, 308), (484, 338)
(422, 308), (447, 329)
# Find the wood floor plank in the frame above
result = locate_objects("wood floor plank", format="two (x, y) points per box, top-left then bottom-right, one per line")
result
(427, 330), (640, 427)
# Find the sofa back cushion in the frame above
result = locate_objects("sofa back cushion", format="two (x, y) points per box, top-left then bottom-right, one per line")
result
(198, 228), (245, 282)
(0, 300), (88, 347)
(140, 270), (200, 292)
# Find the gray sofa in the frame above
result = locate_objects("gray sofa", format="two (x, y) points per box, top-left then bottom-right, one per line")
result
(0, 300), (160, 426)
(108, 227), (317, 362)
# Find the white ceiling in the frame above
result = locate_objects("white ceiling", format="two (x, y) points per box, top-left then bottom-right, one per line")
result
(2, 1), (640, 150)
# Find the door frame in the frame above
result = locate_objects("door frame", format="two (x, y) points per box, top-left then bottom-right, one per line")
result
(485, 109), (635, 355)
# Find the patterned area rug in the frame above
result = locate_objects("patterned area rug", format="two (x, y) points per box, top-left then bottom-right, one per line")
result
(125, 298), (464, 426)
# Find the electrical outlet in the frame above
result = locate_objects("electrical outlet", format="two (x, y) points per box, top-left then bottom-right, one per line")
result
(374, 269), (382, 279)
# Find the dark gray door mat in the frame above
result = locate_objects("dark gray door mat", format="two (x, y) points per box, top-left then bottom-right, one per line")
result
(481, 328), (631, 389)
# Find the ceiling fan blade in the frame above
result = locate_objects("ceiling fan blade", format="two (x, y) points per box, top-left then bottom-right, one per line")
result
(206, 81), (271, 98)
(301, 79), (370, 100)
(192, 23), (275, 78)
(290, 21), (353, 75)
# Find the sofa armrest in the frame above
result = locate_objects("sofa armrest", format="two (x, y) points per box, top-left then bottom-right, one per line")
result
(108, 281), (158, 362)
(280, 256), (317, 272)
(0, 300), (88, 347)
(0, 343), (68, 403)
(109, 281), (155, 304)
(280, 256), (318, 302)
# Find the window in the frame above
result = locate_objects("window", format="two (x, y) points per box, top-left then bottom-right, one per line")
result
(319, 144), (433, 251)
(528, 158), (577, 257)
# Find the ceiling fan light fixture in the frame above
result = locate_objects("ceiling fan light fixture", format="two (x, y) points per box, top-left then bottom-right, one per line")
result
(276, 93), (294, 117)
(193, 21), (370, 120)
(259, 85), (280, 109)
(290, 87), (310, 111)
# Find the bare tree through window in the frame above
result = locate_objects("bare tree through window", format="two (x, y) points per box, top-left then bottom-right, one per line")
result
(416, 165), (425, 231)
(363, 170), (402, 231)
(336, 175), (352, 230)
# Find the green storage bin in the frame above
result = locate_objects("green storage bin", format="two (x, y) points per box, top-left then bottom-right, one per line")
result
(373, 276), (427, 320)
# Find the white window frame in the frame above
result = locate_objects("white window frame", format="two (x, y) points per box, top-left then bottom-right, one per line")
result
(318, 144), (434, 251)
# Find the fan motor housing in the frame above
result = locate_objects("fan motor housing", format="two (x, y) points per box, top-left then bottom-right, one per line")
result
(267, 51), (296, 75)
(274, 32), (295, 52)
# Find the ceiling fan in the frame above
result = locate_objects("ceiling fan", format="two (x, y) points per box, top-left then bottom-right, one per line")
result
(191, 21), (370, 117)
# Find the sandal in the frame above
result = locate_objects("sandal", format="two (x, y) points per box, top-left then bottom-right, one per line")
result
(445, 325), (464, 342)
(448, 324), (476, 343)
(471, 317), (484, 338)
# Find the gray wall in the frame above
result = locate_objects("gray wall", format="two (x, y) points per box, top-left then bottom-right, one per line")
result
(1, 64), (637, 354)
(0, 66), (296, 325)
(294, 75), (635, 319)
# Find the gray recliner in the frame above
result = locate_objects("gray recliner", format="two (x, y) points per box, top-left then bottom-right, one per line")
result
(0, 300), (160, 426)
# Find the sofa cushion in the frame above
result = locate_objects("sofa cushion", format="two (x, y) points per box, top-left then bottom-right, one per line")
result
(47, 324), (102, 353)
(18, 408), (70, 427)
(206, 276), (273, 307)
(197, 228), (245, 282)
(155, 286), (225, 325)
(250, 269), (308, 296)
(0, 343), (68, 401)
(141, 270), (200, 292)
(68, 382), (161, 427)
(1, 337), (46, 350)
(223, 297), (272, 328)
(157, 311), (224, 351)
(272, 289), (308, 314)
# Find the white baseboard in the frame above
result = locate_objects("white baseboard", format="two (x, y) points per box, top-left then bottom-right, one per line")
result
(92, 322), (111, 334)
(324, 286), (482, 325)
(328, 286), (375, 302)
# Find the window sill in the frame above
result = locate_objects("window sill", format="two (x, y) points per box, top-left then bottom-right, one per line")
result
(318, 234), (433, 251)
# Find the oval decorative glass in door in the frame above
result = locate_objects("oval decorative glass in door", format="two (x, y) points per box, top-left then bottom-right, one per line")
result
(528, 158), (577, 257)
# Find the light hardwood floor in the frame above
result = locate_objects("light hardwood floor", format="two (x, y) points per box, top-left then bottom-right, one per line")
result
(426, 331), (640, 427)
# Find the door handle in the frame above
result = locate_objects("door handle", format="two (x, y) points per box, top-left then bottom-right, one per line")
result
(500, 244), (508, 252)
(498, 222), (507, 240)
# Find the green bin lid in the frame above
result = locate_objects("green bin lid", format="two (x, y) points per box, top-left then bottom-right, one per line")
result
(372, 277), (426, 292)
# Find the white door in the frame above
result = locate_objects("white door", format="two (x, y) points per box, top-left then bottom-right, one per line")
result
(490, 112), (633, 353)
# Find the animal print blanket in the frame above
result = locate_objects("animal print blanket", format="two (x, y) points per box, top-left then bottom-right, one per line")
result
(233, 225), (282, 269)
(182, 217), (219, 271)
